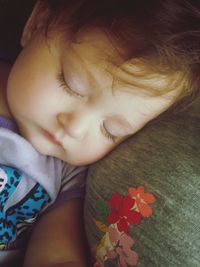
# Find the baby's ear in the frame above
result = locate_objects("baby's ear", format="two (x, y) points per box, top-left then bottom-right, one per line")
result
(21, 1), (50, 47)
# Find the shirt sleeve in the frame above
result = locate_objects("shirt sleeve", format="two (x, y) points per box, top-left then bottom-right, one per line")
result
(48, 164), (88, 209)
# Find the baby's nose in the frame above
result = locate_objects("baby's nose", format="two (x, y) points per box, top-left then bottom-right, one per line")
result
(57, 112), (89, 139)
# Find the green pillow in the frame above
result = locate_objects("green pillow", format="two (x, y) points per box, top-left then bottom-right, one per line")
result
(84, 99), (200, 267)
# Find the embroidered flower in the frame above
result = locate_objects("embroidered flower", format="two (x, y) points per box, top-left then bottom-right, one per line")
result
(95, 230), (115, 264)
(94, 186), (156, 267)
(95, 225), (138, 267)
(107, 227), (138, 267)
(107, 192), (142, 233)
(128, 186), (156, 217)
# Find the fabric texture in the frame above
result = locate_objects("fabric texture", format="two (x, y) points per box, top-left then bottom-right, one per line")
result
(84, 99), (200, 267)
(0, 116), (87, 264)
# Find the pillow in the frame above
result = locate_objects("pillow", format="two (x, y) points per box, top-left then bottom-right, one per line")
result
(84, 99), (200, 267)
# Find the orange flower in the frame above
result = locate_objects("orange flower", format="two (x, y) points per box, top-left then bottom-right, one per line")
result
(128, 186), (156, 217)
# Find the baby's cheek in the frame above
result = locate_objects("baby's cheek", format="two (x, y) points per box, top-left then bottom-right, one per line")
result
(77, 139), (114, 165)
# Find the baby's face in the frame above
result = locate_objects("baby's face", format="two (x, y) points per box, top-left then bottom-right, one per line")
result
(7, 29), (176, 165)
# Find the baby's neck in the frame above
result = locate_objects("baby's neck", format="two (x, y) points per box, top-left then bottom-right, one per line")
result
(0, 61), (13, 118)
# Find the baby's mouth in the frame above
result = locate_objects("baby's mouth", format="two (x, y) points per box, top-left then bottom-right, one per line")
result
(42, 128), (62, 146)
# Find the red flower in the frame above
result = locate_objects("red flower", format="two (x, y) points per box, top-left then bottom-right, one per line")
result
(107, 193), (142, 233)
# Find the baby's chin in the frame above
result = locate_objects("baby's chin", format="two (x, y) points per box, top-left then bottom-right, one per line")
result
(31, 140), (64, 159)
(29, 141), (83, 165)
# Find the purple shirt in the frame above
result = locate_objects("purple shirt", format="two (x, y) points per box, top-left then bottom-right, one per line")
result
(0, 115), (87, 264)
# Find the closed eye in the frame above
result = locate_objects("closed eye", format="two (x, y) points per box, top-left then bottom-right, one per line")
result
(100, 122), (118, 143)
(57, 72), (83, 98)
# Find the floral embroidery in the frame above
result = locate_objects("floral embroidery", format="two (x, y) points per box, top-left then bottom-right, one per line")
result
(128, 186), (156, 217)
(106, 227), (138, 267)
(93, 185), (156, 267)
(107, 193), (142, 233)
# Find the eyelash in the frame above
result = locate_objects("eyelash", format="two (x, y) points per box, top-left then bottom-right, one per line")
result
(101, 123), (118, 143)
(57, 72), (83, 98)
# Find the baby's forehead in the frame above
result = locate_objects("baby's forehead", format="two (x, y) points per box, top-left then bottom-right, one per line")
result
(62, 27), (181, 98)
(111, 60), (172, 95)
(73, 29), (123, 63)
